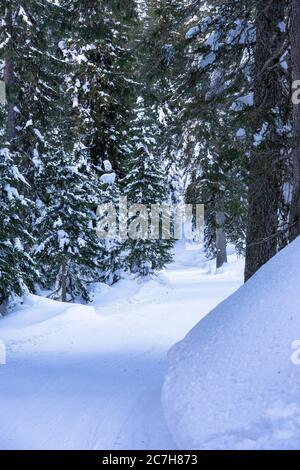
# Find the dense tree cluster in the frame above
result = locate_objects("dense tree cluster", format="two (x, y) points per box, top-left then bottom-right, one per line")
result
(1, 0), (300, 311)
(159, 0), (298, 280)
(0, 0), (175, 310)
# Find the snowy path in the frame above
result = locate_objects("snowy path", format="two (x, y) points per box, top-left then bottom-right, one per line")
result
(0, 245), (243, 450)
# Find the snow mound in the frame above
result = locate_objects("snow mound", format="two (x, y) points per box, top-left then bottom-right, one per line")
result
(0, 295), (70, 329)
(1, 294), (97, 329)
(0, 294), (99, 356)
(162, 237), (300, 450)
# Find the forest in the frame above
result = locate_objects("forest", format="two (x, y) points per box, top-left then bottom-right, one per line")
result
(1, 0), (299, 310)
(1, 0), (300, 454)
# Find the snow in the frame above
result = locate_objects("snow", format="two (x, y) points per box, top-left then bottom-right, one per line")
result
(225, 21), (256, 46)
(18, 6), (33, 27)
(4, 184), (19, 200)
(0, 342), (5, 365)
(236, 128), (246, 140)
(72, 95), (79, 108)
(231, 93), (254, 111)
(0, 243), (243, 450)
(277, 22), (286, 33)
(198, 52), (216, 70)
(103, 160), (113, 172)
(162, 238), (300, 450)
(33, 128), (45, 142)
(58, 40), (67, 52)
(100, 173), (116, 185)
(206, 31), (221, 51)
(57, 229), (70, 249)
(101, 160), (116, 185)
(185, 26), (200, 40)
(24, 119), (33, 129)
(280, 51), (289, 71)
(254, 122), (269, 147)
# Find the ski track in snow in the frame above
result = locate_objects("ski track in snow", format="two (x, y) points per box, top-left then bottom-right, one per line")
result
(0, 244), (244, 450)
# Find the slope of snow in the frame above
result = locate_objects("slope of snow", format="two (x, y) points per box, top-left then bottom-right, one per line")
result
(0, 244), (243, 450)
(162, 238), (300, 450)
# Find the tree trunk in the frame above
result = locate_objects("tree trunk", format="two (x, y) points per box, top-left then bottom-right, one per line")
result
(216, 205), (227, 269)
(245, 0), (285, 282)
(289, 0), (300, 241)
(0, 299), (8, 317)
(0, 5), (15, 313)
(61, 256), (67, 302)
(4, 4), (16, 143)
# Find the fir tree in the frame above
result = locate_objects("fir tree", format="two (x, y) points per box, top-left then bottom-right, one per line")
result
(0, 2), (45, 311)
(57, 0), (137, 172)
(122, 97), (173, 277)
(35, 135), (103, 303)
(0, 146), (38, 312)
(168, 0), (290, 272)
(96, 159), (124, 285)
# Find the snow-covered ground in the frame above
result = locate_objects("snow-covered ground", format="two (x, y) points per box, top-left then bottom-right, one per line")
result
(0, 243), (243, 450)
(163, 238), (300, 450)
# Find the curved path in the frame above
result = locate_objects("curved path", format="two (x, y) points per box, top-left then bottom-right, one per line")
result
(0, 245), (243, 449)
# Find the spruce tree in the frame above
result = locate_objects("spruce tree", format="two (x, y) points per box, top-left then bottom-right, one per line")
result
(32, 0), (139, 298)
(245, 0), (290, 280)
(35, 135), (103, 303)
(288, 0), (300, 241)
(168, 0), (290, 273)
(58, 0), (137, 172)
(97, 159), (124, 285)
(122, 97), (173, 277)
(0, 146), (38, 312)
(0, 2), (44, 311)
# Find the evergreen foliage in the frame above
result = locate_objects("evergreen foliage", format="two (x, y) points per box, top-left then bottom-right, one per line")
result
(0, 0), (297, 308)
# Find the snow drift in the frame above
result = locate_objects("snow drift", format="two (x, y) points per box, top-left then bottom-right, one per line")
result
(162, 237), (300, 450)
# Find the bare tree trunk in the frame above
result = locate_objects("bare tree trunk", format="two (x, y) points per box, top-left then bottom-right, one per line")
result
(215, 203), (227, 269)
(0, 5), (15, 314)
(289, 0), (300, 241)
(4, 4), (15, 142)
(61, 256), (67, 302)
(245, 0), (285, 281)
(0, 299), (8, 317)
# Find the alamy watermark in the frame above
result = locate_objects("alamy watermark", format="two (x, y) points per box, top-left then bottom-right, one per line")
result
(96, 198), (204, 241)
(0, 81), (6, 105)
(292, 81), (300, 105)
(291, 340), (300, 366)
(0, 340), (6, 365)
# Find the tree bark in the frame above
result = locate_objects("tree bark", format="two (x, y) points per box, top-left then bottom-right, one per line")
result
(289, 0), (300, 241)
(61, 256), (67, 302)
(245, 0), (286, 281)
(0, 5), (15, 314)
(215, 194), (227, 269)
(4, 4), (16, 143)
(0, 299), (8, 317)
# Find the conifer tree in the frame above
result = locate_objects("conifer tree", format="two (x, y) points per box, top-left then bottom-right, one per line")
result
(0, 2), (44, 311)
(168, 0), (290, 273)
(122, 97), (173, 276)
(32, 0), (138, 298)
(288, 0), (300, 241)
(96, 159), (124, 285)
(58, 0), (137, 172)
(35, 135), (103, 303)
(0, 146), (38, 312)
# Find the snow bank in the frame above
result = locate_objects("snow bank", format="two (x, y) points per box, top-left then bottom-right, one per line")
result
(162, 238), (300, 450)
(1, 294), (97, 330)
(0, 294), (99, 357)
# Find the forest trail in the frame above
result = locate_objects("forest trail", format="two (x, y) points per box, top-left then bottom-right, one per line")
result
(0, 244), (243, 450)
